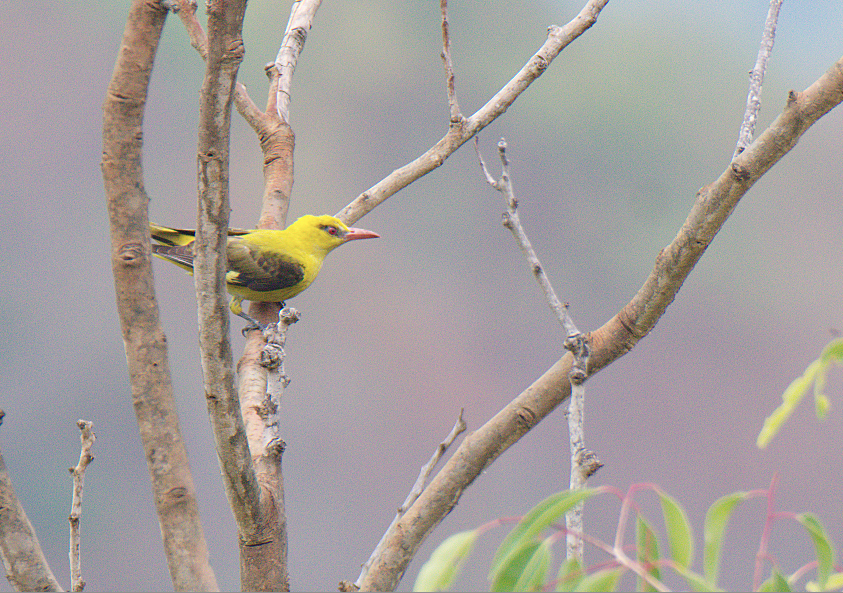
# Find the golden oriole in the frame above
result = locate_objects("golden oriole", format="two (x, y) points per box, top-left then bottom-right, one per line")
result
(150, 214), (379, 328)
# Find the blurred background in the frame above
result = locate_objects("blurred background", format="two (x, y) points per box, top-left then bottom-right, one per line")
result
(1, 0), (841, 590)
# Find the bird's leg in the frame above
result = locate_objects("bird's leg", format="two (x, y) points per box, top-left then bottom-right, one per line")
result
(230, 295), (268, 335)
(235, 310), (267, 336)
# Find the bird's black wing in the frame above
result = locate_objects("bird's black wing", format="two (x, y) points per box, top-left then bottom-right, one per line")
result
(226, 239), (305, 292)
(151, 244), (195, 270)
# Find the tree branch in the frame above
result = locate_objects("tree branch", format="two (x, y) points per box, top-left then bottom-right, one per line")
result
(273, 0), (323, 123)
(734, 0), (784, 158)
(0, 410), (62, 592)
(355, 410), (466, 588)
(164, 0), (208, 60)
(439, 0), (462, 123)
(356, 53), (843, 592)
(336, 0), (611, 225)
(476, 137), (600, 564)
(101, 1), (218, 589)
(195, 1), (254, 534)
(235, 4), (323, 589)
(68, 420), (95, 592)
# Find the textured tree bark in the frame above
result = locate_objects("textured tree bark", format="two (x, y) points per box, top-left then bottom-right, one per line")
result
(101, 0), (218, 590)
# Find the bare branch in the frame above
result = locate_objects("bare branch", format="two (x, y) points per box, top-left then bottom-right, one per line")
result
(0, 410), (63, 592)
(477, 137), (600, 564)
(235, 0), (324, 235)
(734, 0), (784, 158)
(68, 420), (95, 593)
(565, 384), (605, 562)
(101, 1), (218, 589)
(190, 2), (294, 591)
(477, 138), (581, 340)
(356, 54), (843, 592)
(356, 411), (467, 587)
(337, 0), (611, 225)
(273, 0), (323, 122)
(439, 0), (462, 123)
(164, 0), (208, 59)
(168, 0), (323, 227)
(195, 0), (257, 528)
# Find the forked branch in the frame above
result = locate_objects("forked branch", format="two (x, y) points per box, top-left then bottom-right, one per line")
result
(356, 52), (843, 592)
(336, 0), (611, 225)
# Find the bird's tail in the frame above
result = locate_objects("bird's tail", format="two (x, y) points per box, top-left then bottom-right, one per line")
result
(149, 223), (197, 246)
(149, 223), (252, 246)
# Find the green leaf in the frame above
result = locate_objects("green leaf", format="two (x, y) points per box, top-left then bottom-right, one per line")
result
(812, 338), (843, 419)
(636, 514), (662, 591)
(573, 567), (624, 592)
(656, 488), (694, 569)
(757, 568), (791, 592)
(813, 358), (832, 420)
(819, 337), (843, 363)
(555, 557), (584, 592)
(797, 513), (835, 589)
(815, 393), (831, 419)
(413, 530), (478, 592)
(490, 489), (597, 579)
(759, 337), (843, 448)
(757, 363), (817, 448)
(490, 540), (541, 592)
(703, 491), (747, 585)
(511, 538), (552, 592)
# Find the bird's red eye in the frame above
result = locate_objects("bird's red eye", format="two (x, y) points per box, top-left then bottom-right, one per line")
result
(326, 226), (338, 236)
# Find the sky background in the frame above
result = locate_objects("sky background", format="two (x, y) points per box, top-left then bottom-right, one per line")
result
(1, 0), (842, 591)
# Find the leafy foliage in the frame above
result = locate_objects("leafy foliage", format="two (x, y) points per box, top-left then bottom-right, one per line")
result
(415, 482), (843, 592)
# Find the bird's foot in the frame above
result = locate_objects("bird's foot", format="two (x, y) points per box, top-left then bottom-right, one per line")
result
(235, 311), (269, 336)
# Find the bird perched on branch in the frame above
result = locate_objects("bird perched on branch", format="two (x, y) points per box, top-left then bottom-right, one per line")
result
(150, 214), (380, 330)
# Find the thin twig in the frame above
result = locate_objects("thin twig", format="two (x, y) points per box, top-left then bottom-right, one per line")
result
(476, 138), (599, 564)
(753, 475), (779, 591)
(439, 0), (462, 123)
(356, 410), (467, 587)
(401, 410), (467, 514)
(734, 0), (784, 158)
(475, 138), (583, 343)
(69, 420), (96, 592)
(565, 384), (586, 561)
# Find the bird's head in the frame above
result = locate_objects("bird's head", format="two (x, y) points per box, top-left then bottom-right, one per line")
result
(290, 214), (380, 254)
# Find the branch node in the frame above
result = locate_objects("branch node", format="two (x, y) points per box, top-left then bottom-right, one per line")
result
(534, 55), (549, 72)
(730, 162), (751, 181)
(568, 367), (588, 386)
(119, 243), (145, 265)
(574, 448), (603, 479)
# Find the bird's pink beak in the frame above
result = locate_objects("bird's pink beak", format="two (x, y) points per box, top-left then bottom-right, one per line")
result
(344, 227), (380, 241)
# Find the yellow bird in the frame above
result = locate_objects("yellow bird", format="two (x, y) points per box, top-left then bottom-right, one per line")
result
(150, 214), (380, 329)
